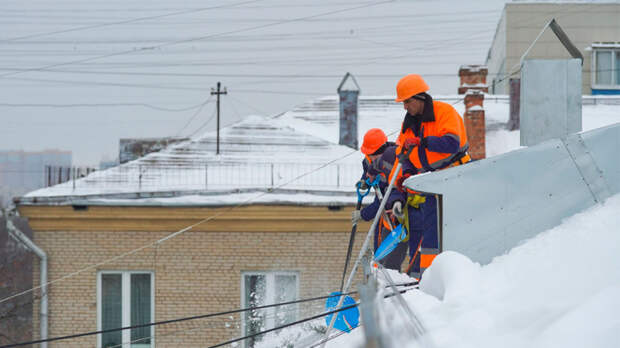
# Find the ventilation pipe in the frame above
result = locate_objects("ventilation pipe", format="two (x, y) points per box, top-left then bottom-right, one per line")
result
(5, 214), (48, 348)
(337, 72), (361, 150)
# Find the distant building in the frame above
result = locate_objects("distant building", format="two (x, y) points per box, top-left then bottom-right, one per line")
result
(0, 150), (71, 207)
(486, 1), (620, 95)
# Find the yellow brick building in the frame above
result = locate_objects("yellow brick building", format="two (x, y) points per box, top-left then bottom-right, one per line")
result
(18, 203), (370, 347)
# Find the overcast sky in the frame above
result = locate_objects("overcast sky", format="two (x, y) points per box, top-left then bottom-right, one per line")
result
(0, 0), (508, 166)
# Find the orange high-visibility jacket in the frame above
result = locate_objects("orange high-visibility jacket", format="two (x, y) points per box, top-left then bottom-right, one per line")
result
(396, 100), (469, 174)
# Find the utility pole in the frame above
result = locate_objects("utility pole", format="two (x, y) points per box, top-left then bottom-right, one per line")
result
(210, 81), (227, 155)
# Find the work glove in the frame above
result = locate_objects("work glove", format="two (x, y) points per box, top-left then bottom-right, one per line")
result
(355, 179), (368, 190)
(396, 173), (412, 192)
(351, 210), (362, 224)
(392, 201), (404, 220)
(403, 136), (421, 150)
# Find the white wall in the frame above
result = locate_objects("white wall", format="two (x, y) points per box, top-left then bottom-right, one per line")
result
(403, 123), (619, 264)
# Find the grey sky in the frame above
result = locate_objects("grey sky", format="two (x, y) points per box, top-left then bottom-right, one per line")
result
(0, 0), (507, 166)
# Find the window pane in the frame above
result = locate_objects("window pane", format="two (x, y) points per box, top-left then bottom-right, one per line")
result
(102, 274), (122, 348)
(616, 52), (620, 85)
(131, 274), (152, 347)
(244, 275), (266, 348)
(274, 275), (297, 326)
(596, 51), (612, 85)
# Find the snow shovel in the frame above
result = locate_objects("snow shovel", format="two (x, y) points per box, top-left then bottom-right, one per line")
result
(324, 292), (359, 333)
(322, 146), (415, 348)
(339, 177), (376, 292)
(374, 223), (407, 261)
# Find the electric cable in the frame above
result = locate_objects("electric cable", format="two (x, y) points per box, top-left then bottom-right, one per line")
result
(187, 106), (218, 139)
(175, 96), (214, 137)
(0, 0), (393, 80)
(0, 101), (212, 112)
(0, 282), (419, 348)
(227, 94), (269, 115)
(105, 296), (330, 348)
(361, 2), (607, 66)
(207, 304), (359, 348)
(208, 284), (420, 348)
(0, 0), (264, 43)
(0, 68), (518, 79)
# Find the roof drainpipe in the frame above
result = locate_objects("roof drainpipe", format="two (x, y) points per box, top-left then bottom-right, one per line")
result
(5, 216), (48, 348)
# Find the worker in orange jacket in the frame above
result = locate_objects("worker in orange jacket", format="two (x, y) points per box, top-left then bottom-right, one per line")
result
(352, 128), (407, 271)
(388, 74), (471, 278)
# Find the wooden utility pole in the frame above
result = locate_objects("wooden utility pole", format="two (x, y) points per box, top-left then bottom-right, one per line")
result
(210, 81), (227, 155)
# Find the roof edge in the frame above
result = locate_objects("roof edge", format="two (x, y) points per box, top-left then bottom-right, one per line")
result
(15, 187), (355, 206)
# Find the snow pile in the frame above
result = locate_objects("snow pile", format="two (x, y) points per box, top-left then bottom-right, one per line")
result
(323, 193), (620, 348)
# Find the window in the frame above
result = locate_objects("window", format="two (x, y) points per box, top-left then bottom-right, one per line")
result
(97, 271), (154, 348)
(241, 272), (298, 348)
(592, 48), (620, 91)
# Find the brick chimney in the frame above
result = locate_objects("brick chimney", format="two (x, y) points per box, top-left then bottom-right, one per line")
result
(458, 65), (488, 160)
(463, 90), (486, 160)
(458, 65), (489, 95)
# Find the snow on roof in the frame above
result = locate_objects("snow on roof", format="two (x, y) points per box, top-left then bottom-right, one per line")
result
(278, 94), (517, 145)
(21, 114), (364, 204)
(19, 94), (620, 206)
(261, 192), (620, 347)
(75, 190), (360, 207)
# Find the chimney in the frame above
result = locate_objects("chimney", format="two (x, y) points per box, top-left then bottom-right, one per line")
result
(463, 90), (486, 160)
(337, 72), (360, 150)
(458, 65), (489, 95)
(459, 65), (488, 160)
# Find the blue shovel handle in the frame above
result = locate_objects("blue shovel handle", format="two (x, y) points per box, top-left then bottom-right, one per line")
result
(356, 182), (371, 202)
(356, 176), (380, 201)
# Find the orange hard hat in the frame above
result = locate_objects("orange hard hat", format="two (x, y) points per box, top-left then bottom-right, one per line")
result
(361, 128), (388, 155)
(395, 74), (429, 102)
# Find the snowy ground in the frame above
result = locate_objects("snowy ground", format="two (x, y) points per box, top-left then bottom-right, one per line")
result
(260, 192), (620, 348)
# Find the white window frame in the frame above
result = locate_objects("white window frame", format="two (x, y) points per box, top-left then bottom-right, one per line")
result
(97, 271), (155, 348)
(240, 271), (299, 348)
(591, 47), (620, 90)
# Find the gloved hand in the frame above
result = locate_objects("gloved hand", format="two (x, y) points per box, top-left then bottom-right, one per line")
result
(355, 179), (368, 190)
(392, 201), (404, 220)
(403, 136), (421, 150)
(351, 210), (362, 224)
(396, 173), (412, 192)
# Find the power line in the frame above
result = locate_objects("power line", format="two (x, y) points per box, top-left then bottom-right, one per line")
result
(0, 67), (516, 78)
(174, 96), (213, 136)
(0, 0), (393, 80)
(0, 0), (264, 43)
(0, 101), (211, 112)
(228, 94), (269, 115)
(0, 282), (418, 348)
(187, 104), (218, 139)
(208, 304), (360, 348)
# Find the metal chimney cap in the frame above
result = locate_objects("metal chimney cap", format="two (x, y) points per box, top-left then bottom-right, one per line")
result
(337, 72), (361, 93)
